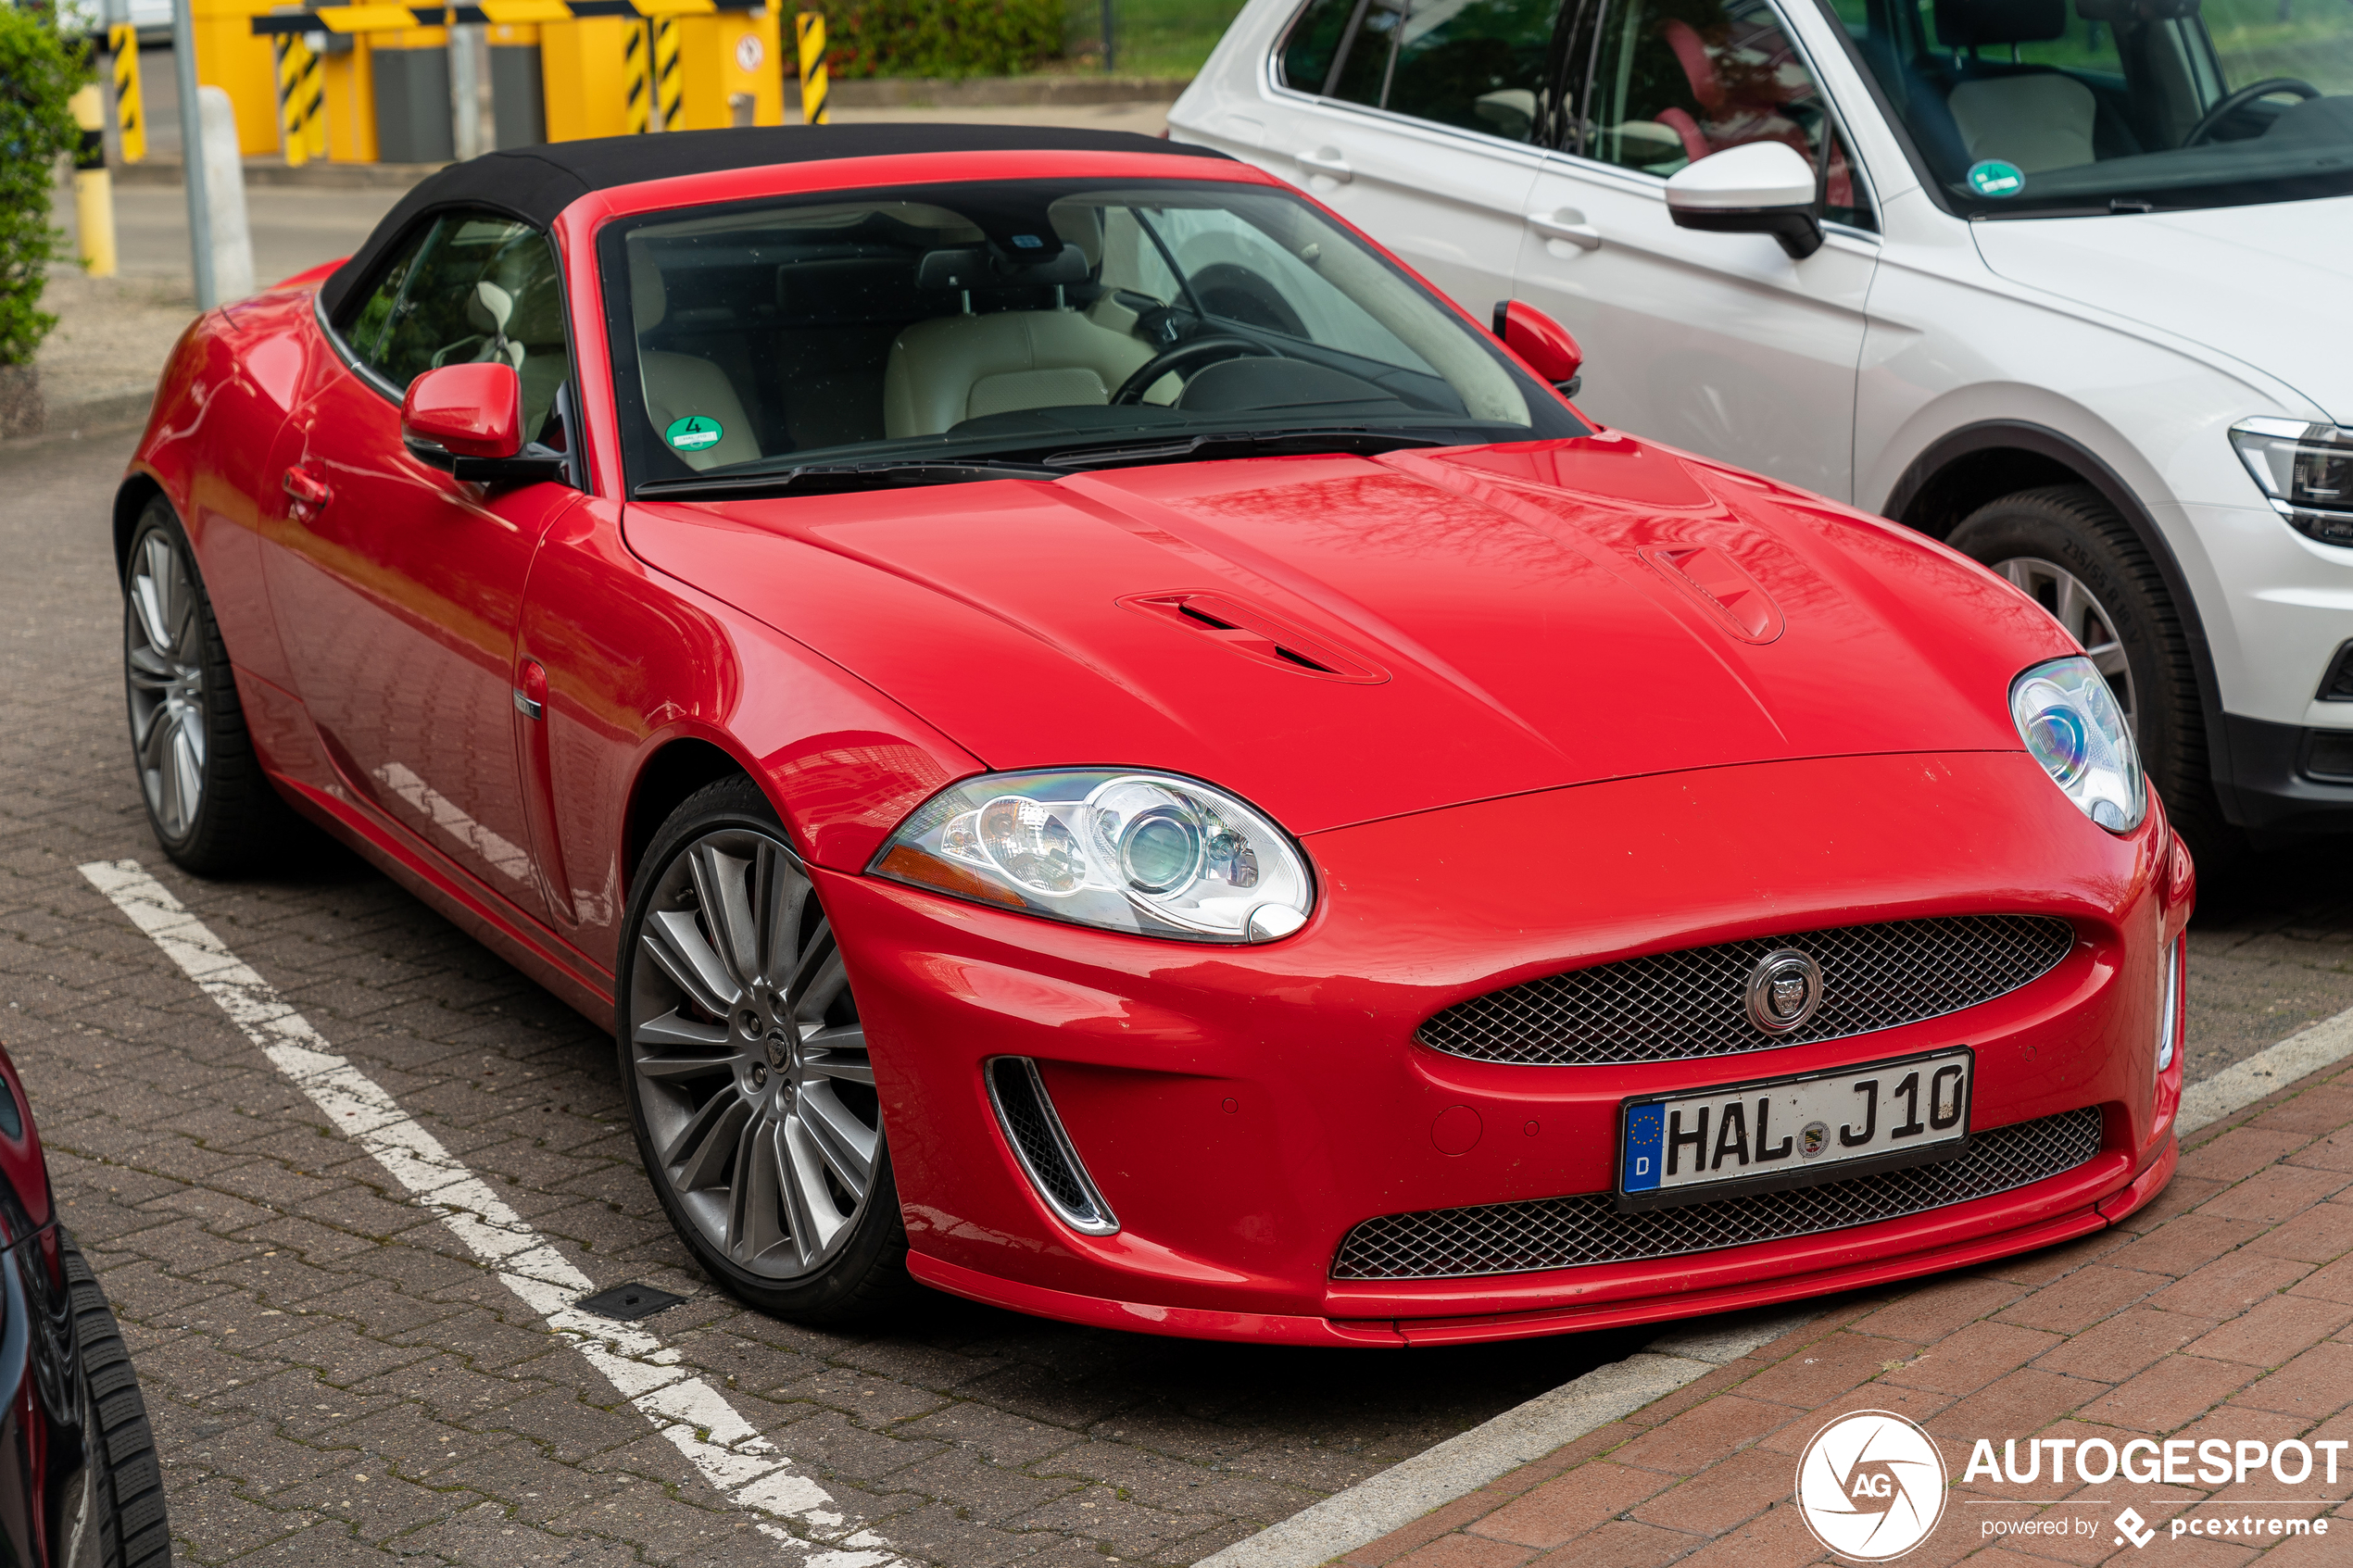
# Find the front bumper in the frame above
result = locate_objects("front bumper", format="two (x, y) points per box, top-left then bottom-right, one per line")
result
(832, 750), (2188, 1344)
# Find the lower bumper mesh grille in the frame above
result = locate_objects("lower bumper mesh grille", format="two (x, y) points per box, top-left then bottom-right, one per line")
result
(1330, 1107), (2105, 1281)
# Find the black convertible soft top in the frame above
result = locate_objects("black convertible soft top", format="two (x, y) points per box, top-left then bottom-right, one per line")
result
(317, 123), (1227, 317)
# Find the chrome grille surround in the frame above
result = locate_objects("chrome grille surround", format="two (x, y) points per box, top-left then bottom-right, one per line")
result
(1330, 1107), (2104, 1281)
(1416, 915), (2076, 1067)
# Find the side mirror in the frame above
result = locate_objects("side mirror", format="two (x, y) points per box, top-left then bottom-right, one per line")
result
(1664, 142), (1824, 260)
(401, 362), (565, 485)
(1490, 299), (1584, 400)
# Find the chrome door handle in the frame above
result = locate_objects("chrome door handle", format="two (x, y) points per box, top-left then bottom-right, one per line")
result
(1296, 147), (1353, 182)
(1527, 209), (1603, 250)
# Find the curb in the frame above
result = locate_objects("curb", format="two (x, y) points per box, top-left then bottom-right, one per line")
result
(0, 387), (153, 458)
(1196, 1311), (1817, 1568)
(112, 159), (445, 190)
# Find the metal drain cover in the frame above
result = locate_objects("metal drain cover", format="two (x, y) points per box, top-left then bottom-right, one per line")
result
(574, 1282), (687, 1322)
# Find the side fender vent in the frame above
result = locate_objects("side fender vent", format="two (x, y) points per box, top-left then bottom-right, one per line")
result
(1118, 591), (1390, 684)
(986, 1058), (1119, 1236)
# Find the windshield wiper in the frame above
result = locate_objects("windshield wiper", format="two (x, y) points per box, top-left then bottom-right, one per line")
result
(1040, 427), (1450, 470)
(635, 458), (1062, 500)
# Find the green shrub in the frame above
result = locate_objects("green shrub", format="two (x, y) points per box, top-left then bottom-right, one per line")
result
(0, 3), (87, 368)
(813, 0), (1063, 79)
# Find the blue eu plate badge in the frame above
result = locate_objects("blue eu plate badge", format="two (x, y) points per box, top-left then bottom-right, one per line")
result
(1623, 1103), (1665, 1193)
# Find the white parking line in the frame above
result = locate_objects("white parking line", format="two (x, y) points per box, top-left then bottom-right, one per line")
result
(80, 859), (899, 1568)
(1197, 1006), (2353, 1568)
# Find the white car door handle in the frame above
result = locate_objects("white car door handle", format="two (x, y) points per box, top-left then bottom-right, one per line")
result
(1527, 209), (1603, 250)
(1297, 147), (1353, 182)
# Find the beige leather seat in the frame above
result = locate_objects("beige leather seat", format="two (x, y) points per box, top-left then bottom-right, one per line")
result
(882, 308), (1155, 438)
(631, 262), (762, 471)
(1949, 74), (2096, 172)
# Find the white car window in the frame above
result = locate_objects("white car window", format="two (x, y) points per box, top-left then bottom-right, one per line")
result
(1281, 0), (1573, 144)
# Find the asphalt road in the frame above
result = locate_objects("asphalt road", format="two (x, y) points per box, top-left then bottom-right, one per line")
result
(5, 424), (2352, 1568)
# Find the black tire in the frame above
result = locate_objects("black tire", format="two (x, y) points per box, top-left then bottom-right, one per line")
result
(616, 775), (919, 1325)
(1947, 484), (2241, 868)
(61, 1234), (170, 1568)
(120, 496), (290, 875)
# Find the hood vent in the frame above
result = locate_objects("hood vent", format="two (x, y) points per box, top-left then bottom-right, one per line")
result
(1639, 546), (1785, 644)
(1118, 591), (1390, 684)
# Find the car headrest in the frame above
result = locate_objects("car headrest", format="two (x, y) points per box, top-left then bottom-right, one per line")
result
(2073, 0), (2197, 20)
(1934, 0), (2066, 45)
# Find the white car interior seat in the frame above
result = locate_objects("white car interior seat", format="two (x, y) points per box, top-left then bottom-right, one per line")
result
(883, 306), (1157, 438)
(632, 262), (762, 471)
(1948, 72), (2097, 170)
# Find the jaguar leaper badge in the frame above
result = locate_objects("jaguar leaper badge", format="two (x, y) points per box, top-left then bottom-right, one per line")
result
(1745, 949), (1824, 1035)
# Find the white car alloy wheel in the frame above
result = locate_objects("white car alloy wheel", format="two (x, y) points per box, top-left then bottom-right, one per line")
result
(1994, 556), (2138, 737)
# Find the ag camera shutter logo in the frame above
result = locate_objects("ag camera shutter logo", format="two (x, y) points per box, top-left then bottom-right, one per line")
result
(1796, 1411), (1947, 1560)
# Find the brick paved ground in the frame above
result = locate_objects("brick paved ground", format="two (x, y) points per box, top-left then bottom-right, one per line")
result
(1339, 1063), (2353, 1567)
(6, 421), (2352, 1568)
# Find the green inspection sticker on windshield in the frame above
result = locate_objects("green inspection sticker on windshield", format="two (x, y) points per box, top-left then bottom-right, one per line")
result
(1967, 159), (2025, 198)
(665, 415), (724, 453)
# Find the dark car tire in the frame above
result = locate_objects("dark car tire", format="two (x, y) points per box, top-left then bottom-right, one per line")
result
(61, 1234), (170, 1568)
(121, 496), (289, 876)
(616, 776), (920, 1326)
(1946, 484), (2240, 869)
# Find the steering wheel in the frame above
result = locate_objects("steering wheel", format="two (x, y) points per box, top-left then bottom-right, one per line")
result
(1112, 335), (1277, 405)
(2183, 77), (2320, 146)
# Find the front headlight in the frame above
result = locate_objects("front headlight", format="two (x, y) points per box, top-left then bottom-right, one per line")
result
(870, 770), (1315, 943)
(2010, 656), (2146, 833)
(2230, 417), (2353, 546)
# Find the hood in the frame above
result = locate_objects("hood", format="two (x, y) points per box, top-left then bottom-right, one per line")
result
(626, 435), (2070, 836)
(1970, 196), (2353, 420)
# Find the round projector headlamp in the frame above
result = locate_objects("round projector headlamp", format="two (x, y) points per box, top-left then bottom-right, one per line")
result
(2009, 655), (2145, 833)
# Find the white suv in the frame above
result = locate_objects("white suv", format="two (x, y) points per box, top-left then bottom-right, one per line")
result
(1170, 0), (2353, 861)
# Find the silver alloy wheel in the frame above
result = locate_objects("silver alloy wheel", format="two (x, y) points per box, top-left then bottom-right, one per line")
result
(124, 529), (208, 840)
(628, 827), (879, 1280)
(1994, 556), (2138, 735)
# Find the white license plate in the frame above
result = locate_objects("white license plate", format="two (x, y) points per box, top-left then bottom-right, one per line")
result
(1617, 1048), (1973, 1211)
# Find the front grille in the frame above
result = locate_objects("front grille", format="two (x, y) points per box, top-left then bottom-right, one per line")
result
(1330, 1107), (2104, 1281)
(1417, 915), (2075, 1067)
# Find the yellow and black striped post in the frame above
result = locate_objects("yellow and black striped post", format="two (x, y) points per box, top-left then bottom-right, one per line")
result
(274, 34), (326, 166)
(108, 23), (145, 163)
(652, 13), (683, 130)
(795, 8), (825, 124)
(623, 18), (653, 132)
(70, 83), (117, 277)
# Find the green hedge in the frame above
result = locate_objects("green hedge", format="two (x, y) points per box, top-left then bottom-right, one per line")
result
(813, 0), (1063, 79)
(0, 4), (87, 368)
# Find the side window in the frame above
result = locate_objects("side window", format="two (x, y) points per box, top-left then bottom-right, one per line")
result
(1279, 0), (1570, 144)
(1585, 0), (1874, 228)
(337, 210), (576, 442)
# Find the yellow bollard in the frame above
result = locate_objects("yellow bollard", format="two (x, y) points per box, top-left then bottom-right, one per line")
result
(795, 8), (824, 124)
(69, 83), (118, 278)
(109, 24), (145, 163)
(672, 8), (780, 130)
(540, 15), (634, 141)
(652, 13), (683, 129)
(192, 0), (285, 155)
(623, 18), (651, 132)
(274, 33), (326, 166)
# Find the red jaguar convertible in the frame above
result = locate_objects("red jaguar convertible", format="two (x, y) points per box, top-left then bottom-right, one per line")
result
(116, 125), (2189, 1344)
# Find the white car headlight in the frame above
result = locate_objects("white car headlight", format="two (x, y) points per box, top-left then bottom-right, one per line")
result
(872, 770), (1315, 943)
(2010, 656), (2146, 833)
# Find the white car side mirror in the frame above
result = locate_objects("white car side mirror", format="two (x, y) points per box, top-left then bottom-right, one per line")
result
(1664, 142), (1825, 260)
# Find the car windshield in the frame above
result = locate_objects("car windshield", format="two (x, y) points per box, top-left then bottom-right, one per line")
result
(598, 177), (1582, 492)
(1825, 0), (2353, 213)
